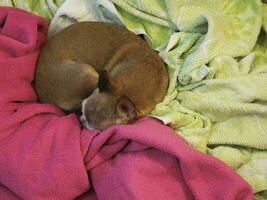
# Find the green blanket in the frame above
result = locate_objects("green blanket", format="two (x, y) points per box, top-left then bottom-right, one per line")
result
(0, 0), (64, 21)
(48, 0), (267, 198)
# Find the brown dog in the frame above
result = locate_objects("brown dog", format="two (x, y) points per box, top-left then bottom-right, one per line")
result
(35, 22), (168, 130)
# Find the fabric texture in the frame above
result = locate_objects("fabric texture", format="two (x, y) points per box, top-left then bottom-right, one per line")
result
(48, 0), (106, 35)
(0, 7), (254, 200)
(0, 0), (64, 21)
(48, 1), (267, 198)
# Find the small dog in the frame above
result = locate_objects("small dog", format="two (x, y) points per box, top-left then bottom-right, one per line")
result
(35, 22), (169, 130)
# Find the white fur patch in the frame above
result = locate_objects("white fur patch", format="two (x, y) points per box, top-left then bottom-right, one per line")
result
(80, 88), (99, 130)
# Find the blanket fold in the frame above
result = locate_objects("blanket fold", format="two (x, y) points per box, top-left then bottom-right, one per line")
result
(0, 7), (254, 200)
(0, 0), (64, 21)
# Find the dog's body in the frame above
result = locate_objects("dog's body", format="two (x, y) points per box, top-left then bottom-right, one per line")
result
(35, 22), (168, 130)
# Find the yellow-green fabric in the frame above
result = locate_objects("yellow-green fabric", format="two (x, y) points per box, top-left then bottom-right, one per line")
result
(0, 0), (64, 21)
(48, 0), (105, 36)
(43, 0), (267, 198)
(263, 3), (267, 32)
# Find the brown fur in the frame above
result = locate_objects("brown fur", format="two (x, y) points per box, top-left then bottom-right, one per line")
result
(35, 22), (168, 130)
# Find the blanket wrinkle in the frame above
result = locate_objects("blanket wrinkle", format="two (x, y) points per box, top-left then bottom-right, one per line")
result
(0, 7), (255, 200)
(84, 118), (254, 200)
(0, 0), (64, 21)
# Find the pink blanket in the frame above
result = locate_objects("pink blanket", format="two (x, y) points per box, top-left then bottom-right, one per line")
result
(0, 7), (253, 200)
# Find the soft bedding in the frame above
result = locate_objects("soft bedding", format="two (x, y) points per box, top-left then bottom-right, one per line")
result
(0, 0), (64, 21)
(0, 7), (255, 199)
(48, 1), (267, 198)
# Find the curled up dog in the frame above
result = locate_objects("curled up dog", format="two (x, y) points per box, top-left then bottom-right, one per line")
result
(35, 22), (169, 130)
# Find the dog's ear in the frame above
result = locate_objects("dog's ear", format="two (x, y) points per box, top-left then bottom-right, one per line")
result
(99, 70), (122, 94)
(116, 96), (137, 122)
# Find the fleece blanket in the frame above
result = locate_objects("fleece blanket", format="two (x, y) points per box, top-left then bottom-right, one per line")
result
(0, 7), (254, 200)
(0, 0), (64, 21)
(48, 1), (267, 198)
